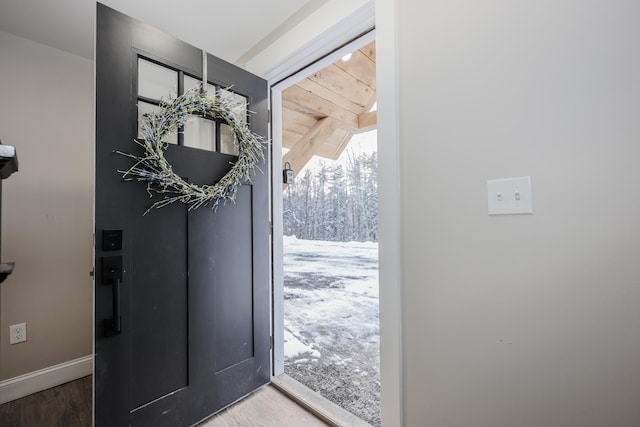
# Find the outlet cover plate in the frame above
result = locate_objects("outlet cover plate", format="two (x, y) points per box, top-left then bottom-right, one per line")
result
(10, 322), (27, 344)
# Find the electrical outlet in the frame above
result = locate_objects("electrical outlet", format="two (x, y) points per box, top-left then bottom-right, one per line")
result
(10, 322), (27, 344)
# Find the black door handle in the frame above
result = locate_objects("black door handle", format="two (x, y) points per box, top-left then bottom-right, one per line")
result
(102, 256), (123, 336)
(111, 277), (122, 334)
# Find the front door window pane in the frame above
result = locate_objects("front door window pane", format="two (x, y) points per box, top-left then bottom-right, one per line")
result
(184, 116), (216, 151)
(138, 58), (177, 100)
(137, 101), (178, 144)
(220, 89), (247, 124)
(185, 76), (216, 98)
(220, 123), (239, 155)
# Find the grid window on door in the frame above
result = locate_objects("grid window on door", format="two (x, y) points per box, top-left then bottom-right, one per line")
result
(137, 57), (249, 155)
(219, 89), (248, 156)
(138, 58), (177, 100)
(183, 75), (217, 151)
(137, 58), (179, 145)
(137, 100), (178, 144)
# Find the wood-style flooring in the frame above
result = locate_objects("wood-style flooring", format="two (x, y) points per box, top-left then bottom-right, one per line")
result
(198, 386), (328, 427)
(0, 376), (92, 427)
(0, 376), (328, 427)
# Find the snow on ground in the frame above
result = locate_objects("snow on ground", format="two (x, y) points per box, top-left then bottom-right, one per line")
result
(283, 236), (380, 426)
(283, 328), (320, 359)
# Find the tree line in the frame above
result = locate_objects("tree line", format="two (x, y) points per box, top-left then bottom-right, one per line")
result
(283, 151), (378, 242)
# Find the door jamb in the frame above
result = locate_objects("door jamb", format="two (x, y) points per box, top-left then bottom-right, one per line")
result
(268, 3), (404, 426)
(270, 29), (375, 378)
(269, 22), (404, 427)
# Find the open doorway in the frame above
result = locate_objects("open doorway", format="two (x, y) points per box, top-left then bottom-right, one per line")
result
(271, 33), (378, 426)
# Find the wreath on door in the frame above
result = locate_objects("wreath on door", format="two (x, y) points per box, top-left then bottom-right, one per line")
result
(118, 87), (265, 214)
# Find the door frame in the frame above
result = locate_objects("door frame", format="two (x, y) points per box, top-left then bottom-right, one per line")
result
(270, 30), (376, 377)
(268, 3), (402, 424)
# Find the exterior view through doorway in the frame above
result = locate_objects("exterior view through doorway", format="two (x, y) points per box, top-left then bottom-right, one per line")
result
(271, 32), (379, 426)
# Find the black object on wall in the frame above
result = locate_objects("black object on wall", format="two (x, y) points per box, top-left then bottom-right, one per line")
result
(0, 140), (18, 284)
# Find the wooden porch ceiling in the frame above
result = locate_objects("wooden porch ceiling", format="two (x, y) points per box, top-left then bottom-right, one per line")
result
(282, 41), (376, 175)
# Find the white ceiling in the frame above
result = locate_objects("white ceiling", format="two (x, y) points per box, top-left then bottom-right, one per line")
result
(0, 0), (328, 64)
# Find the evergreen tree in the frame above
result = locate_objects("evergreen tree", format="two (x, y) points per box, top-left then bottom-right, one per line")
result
(283, 150), (378, 242)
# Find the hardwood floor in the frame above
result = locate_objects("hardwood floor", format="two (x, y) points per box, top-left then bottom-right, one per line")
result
(0, 376), (92, 427)
(199, 386), (328, 427)
(0, 376), (328, 427)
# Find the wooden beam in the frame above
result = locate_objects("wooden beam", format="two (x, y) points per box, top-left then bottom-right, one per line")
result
(283, 117), (340, 184)
(283, 106), (318, 131)
(360, 41), (376, 63)
(315, 129), (354, 160)
(296, 78), (365, 114)
(279, 40), (377, 188)
(357, 110), (377, 133)
(308, 64), (375, 108)
(283, 129), (303, 149)
(282, 85), (359, 129)
(334, 49), (376, 89)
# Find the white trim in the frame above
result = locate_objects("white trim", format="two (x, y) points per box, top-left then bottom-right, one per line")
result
(270, 29), (376, 378)
(271, 89), (285, 376)
(270, 26), (375, 378)
(262, 1), (375, 84)
(375, 0), (403, 425)
(0, 355), (93, 404)
(269, 3), (375, 380)
(269, 2), (403, 424)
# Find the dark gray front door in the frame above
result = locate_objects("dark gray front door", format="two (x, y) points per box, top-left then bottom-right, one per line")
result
(94, 5), (270, 426)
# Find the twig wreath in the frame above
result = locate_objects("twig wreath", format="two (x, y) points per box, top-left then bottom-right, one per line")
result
(118, 86), (265, 214)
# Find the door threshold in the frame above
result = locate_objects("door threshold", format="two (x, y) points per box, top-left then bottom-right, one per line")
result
(271, 374), (371, 427)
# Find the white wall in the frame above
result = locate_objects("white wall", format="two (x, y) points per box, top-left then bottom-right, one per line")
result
(0, 30), (93, 380)
(378, 0), (640, 425)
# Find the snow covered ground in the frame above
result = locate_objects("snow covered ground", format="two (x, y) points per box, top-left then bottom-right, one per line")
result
(283, 236), (380, 426)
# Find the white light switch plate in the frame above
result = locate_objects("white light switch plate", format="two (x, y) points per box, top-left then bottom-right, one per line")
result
(487, 176), (533, 215)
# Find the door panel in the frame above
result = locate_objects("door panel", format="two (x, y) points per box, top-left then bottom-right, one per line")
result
(130, 204), (189, 410)
(211, 187), (255, 372)
(95, 4), (269, 426)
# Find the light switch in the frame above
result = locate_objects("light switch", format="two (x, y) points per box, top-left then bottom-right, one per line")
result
(487, 176), (533, 215)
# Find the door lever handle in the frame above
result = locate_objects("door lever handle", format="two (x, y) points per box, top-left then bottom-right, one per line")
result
(102, 256), (123, 336)
(111, 277), (121, 334)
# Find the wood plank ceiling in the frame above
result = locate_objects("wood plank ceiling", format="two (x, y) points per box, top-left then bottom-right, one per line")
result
(282, 41), (376, 175)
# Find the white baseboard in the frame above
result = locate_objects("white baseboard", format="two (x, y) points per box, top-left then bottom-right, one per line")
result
(0, 355), (93, 404)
